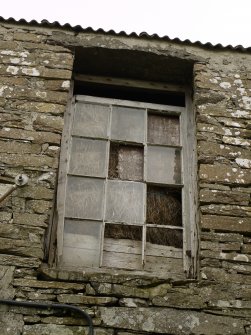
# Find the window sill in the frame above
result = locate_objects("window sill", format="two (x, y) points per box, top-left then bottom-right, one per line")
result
(39, 263), (189, 284)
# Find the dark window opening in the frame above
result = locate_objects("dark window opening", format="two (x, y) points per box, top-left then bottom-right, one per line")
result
(74, 80), (185, 107)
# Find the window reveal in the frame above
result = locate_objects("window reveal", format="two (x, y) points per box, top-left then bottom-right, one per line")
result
(58, 95), (195, 276)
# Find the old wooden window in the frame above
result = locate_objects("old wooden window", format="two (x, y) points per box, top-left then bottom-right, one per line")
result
(56, 91), (197, 278)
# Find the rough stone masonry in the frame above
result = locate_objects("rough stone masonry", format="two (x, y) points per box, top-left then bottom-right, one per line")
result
(0, 18), (250, 335)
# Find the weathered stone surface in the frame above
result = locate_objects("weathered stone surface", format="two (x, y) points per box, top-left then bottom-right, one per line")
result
(201, 240), (241, 252)
(23, 325), (112, 335)
(0, 223), (43, 242)
(9, 101), (66, 115)
(0, 312), (24, 335)
(13, 278), (85, 291)
(57, 294), (117, 305)
(0, 127), (61, 144)
(100, 307), (249, 334)
(0, 153), (56, 169)
(0, 265), (15, 299)
(16, 185), (54, 200)
(26, 199), (51, 214)
(201, 232), (243, 244)
(0, 140), (41, 154)
(33, 114), (64, 133)
(200, 164), (251, 185)
(200, 204), (251, 217)
(242, 244), (251, 254)
(13, 212), (48, 227)
(201, 215), (251, 233)
(200, 188), (250, 205)
(0, 254), (40, 268)
(0, 237), (43, 259)
(201, 267), (251, 284)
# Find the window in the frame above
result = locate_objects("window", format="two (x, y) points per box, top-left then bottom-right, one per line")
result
(56, 86), (197, 278)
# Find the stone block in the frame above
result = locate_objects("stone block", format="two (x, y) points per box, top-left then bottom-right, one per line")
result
(199, 164), (251, 185)
(200, 188), (250, 206)
(0, 127), (61, 144)
(13, 212), (48, 227)
(0, 312), (23, 335)
(99, 307), (248, 334)
(0, 237), (43, 259)
(13, 278), (85, 291)
(0, 254), (40, 268)
(57, 294), (117, 306)
(0, 265), (15, 299)
(201, 215), (251, 233)
(200, 204), (251, 217)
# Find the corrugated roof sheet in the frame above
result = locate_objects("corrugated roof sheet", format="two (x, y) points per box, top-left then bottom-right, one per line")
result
(1, 16), (251, 53)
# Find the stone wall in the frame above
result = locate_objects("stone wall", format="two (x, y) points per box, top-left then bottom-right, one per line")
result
(0, 20), (250, 335)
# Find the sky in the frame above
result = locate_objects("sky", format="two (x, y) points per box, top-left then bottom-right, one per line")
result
(1, 0), (251, 48)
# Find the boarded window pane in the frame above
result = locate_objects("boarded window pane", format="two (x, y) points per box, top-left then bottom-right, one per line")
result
(146, 227), (183, 248)
(148, 114), (180, 146)
(147, 146), (181, 184)
(62, 219), (102, 267)
(105, 180), (145, 224)
(111, 106), (145, 143)
(69, 138), (108, 177)
(108, 143), (143, 181)
(72, 102), (110, 138)
(147, 186), (182, 226)
(103, 224), (142, 270)
(65, 177), (105, 220)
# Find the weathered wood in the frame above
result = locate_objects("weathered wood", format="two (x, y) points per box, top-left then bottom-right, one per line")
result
(76, 95), (185, 114)
(148, 114), (180, 146)
(74, 73), (186, 93)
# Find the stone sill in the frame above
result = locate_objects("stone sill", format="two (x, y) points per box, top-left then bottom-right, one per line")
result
(39, 263), (196, 286)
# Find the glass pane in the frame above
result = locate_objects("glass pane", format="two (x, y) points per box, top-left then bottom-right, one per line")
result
(147, 186), (182, 226)
(105, 180), (145, 224)
(146, 227), (183, 248)
(65, 176), (105, 220)
(62, 219), (102, 267)
(72, 102), (110, 138)
(111, 106), (145, 143)
(69, 138), (108, 177)
(108, 143), (143, 181)
(148, 114), (180, 146)
(147, 146), (181, 184)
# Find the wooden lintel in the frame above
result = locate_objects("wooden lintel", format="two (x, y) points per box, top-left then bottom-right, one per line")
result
(73, 73), (186, 93)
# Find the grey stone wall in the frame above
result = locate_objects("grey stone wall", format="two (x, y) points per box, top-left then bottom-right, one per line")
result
(0, 21), (250, 334)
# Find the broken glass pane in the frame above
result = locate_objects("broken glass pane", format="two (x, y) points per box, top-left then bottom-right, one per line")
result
(146, 227), (183, 248)
(108, 143), (143, 181)
(147, 146), (181, 184)
(63, 219), (102, 267)
(147, 186), (182, 226)
(72, 102), (110, 138)
(148, 114), (180, 146)
(105, 180), (145, 224)
(69, 137), (108, 177)
(111, 106), (145, 143)
(65, 176), (105, 220)
(103, 223), (143, 270)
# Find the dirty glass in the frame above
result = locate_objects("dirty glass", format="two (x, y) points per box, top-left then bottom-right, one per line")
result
(63, 219), (102, 267)
(72, 102), (110, 138)
(65, 176), (105, 220)
(111, 106), (145, 143)
(105, 180), (145, 224)
(69, 137), (108, 177)
(147, 146), (181, 184)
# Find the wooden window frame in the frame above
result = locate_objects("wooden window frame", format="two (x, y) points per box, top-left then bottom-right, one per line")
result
(55, 79), (198, 279)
